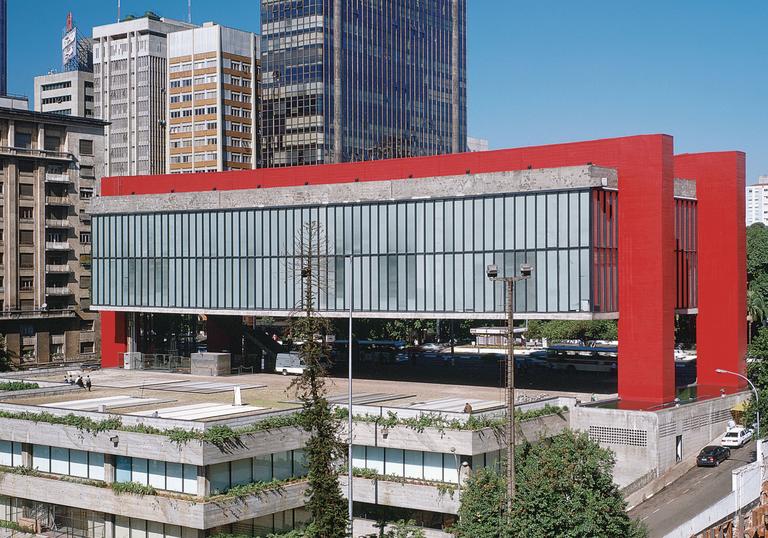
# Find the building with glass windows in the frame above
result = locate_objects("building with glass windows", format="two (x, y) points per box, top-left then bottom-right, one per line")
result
(91, 134), (746, 408)
(166, 23), (260, 173)
(260, 0), (467, 167)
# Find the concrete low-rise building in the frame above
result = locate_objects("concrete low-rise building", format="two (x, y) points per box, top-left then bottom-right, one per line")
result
(0, 369), (572, 537)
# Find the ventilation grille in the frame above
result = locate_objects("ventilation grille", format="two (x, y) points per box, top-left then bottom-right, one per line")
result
(588, 425), (648, 447)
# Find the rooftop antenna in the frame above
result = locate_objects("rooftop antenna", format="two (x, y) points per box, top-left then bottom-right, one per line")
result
(188, 0), (192, 23)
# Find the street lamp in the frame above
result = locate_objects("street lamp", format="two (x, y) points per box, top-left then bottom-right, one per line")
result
(345, 256), (353, 534)
(487, 262), (533, 511)
(715, 368), (760, 441)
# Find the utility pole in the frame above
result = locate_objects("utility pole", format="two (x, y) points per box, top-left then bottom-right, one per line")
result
(487, 263), (532, 512)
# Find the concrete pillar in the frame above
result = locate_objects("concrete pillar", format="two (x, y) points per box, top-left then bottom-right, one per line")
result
(104, 514), (115, 538)
(20, 443), (32, 468)
(100, 311), (127, 368)
(104, 454), (115, 484)
(675, 153), (747, 391)
(197, 465), (209, 497)
(35, 331), (50, 363)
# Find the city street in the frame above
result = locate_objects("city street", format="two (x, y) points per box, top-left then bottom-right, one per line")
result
(629, 441), (756, 537)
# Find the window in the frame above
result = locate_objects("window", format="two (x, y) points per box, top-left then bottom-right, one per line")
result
(20, 277), (33, 291)
(19, 230), (33, 245)
(79, 139), (94, 156)
(80, 188), (93, 199)
(114, 455), (196, 494)
(19, 207), (33, 220)
(80, 165), (95, 179)
(20, 253), (32, 268)
(80, 232), (91, 244)
(19, 184), (33, 198)
(80, 342), (94, 354)
(15, 132), (32, 149)
(44, 135), (61, 151)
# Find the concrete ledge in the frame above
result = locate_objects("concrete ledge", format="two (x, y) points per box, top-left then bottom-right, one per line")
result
(203, 426), (310, 464)
(341, 476), (460, 514)
(0, 471), (308, 529)
(352, 518), (451, 538)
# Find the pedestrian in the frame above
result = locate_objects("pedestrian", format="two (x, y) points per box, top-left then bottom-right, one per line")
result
(85, 376), (92, 392)
(64, 375), (69, 385)
(75, 375), (85, 389)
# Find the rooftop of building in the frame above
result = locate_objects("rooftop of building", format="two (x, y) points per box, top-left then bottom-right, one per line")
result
(0, 367), (593, 428)
(0, 100), (108, 127)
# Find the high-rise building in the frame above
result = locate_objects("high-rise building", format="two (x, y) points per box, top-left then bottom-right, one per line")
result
(0, 98), (107, 364)
(0, 0), (6, 96)
(746, 176), (768, 226)
(92, 14), (194, 177)
(166, 22), (260, 173)
(34, 14), (95, 118)
(260, 0), (467, 167)
(34, 71), (94, 117)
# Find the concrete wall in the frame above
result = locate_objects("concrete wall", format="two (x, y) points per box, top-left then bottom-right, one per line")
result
(341, 476), (460, 515)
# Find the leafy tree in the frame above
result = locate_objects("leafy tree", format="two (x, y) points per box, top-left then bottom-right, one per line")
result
(288, 222), (347, 538)
(0, 335), (15, 372)
(749, 327), (768, 361)
(748, 223), (768, 307)
(744, 357), (768, 434)
(452, 466), (506, 538)
(453, 431), (646, 538)
(374, 519), (427, 538)
(525, 320), (617, 342)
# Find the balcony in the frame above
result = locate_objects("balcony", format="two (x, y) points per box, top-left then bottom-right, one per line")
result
(0, 146), (73, 161)
(46, 286), (73, 296)
(0, 308), (75, 320)
(45, 264), (71, 274)
(45, 196), (72, 206)
(44, 172), (71, 183)
(45, 241), (72, 251)
(45, 218), (71, 228)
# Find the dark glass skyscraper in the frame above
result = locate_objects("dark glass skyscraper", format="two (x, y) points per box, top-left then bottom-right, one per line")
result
(0, 0), (7, 95)
(260, 0), (467, 167)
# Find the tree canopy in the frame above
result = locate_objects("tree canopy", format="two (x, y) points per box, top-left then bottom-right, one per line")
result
(453, 431), (645, 538)
(525, 320), (618, 342)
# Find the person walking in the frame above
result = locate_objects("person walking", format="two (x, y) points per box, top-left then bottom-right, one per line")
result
(85, 376), (92, 392)
(75, 375), (85, 389)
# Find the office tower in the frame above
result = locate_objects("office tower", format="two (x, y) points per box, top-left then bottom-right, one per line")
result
(34, 14), (95, 118)
(747, 176), (768, 225)
(167, 22), (260, 173)
(92, 13), (194, 176)
(0, 0), (6, 95)
(260, 0), (467, 167)
(0, 99), (106, 364)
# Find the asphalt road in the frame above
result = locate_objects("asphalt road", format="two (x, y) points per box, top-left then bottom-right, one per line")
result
(629, 440), (756, 538)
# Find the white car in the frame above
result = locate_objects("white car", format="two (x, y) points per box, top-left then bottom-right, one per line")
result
(721, 427), (754, 448)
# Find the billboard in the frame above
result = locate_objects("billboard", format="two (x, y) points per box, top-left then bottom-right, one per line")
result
(62, 28), (77, 66)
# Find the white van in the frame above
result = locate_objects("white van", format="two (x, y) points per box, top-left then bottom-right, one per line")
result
(275, 352), (306, 375)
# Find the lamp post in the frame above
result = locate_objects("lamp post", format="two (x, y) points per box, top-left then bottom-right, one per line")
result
(715, 368), (759, 441)
(487, 262), (532, 511)
(345, 256), (353, 535)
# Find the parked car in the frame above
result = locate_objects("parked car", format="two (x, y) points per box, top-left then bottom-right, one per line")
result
(275, 352), (306, 375)
(721, 426), (753, 448)
(697, 445), (731, 467)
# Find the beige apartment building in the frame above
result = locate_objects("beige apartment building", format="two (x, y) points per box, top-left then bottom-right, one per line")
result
(0, 99), (106, 364)
(167, 22), (260, 173)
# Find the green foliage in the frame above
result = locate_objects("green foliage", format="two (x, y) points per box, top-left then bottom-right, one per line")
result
(0, 410), (123, 434)
(375, 519), (427, 538)
(745, 359), (768, 433)
(452, 466), (506, 538)
(0, 335), (15, 372)
(525, 320), (617, 342)
(453, 431), (646, 538)
(0, 381), (39, 391)
(750, 327), (768, 361)
(110, 481), (157, 496)
(288, 221), (348, 538)
(209, 478), (304, 500)
(352, 467), (456, 497)
(0, 519), (33, 532)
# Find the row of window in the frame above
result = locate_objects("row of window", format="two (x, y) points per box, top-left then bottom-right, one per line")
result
(115, 456), (197, 494)
(209, 449), (308, 495)
(170, 106), (217, 119)
(168, 121), (218, 135)
(224, 106), (252, 118)
(31, 444), (105, 480)
(225, 121), (253, 133)
(169, 58), (218, 73)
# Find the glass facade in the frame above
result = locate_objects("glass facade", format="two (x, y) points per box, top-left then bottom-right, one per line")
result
(92, 190), (596, 315)
(260, 0), (467, 167)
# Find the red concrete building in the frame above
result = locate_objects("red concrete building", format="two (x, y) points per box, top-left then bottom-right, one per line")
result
(93, 134), (746, 405)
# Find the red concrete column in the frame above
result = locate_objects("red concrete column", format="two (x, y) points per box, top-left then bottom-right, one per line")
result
(206, 315), (242, 353)
(100, 311), (127, 368)
(675, 152), (747, 391)
(614, 136), (677, 403)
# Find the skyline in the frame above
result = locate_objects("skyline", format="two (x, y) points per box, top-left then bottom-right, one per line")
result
(8, 0), (767, 182)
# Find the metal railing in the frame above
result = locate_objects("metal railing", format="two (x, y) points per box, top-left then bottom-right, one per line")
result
(0, 308), (75, 319)
(0, 146), (73, 160)
(140, 354), (191, 372)
(45, 241), (72, 251)
(45, 287), (73, 296)
(44, 172), (71, 183)
(45, 196), (73, 206)
(45, 218), (72, 228)
(45, 264), (71, 273)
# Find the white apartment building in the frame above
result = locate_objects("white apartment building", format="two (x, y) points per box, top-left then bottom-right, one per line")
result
(92, 15), (195, 177)
(747, 176), (768, 225)
(34, 71), (94, 118)
(166, 22), (259, 173)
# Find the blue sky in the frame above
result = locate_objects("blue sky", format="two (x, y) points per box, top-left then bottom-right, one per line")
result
(9, 1), (767, 182)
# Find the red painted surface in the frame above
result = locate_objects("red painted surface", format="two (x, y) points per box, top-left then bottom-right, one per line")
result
(100, 311), (127, 368)
(99, 134), (680, 403)
(675, 152), (747, 390)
